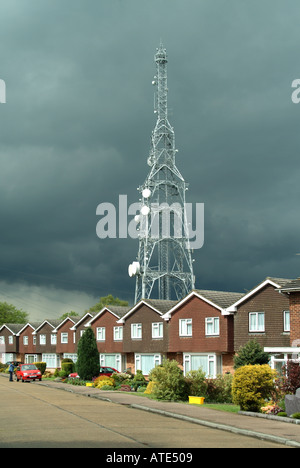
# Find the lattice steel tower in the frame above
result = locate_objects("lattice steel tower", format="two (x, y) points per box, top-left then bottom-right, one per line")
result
(128, 43), (195, 303)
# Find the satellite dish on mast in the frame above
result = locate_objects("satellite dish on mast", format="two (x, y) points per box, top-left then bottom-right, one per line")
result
(128, 261), (141, 277)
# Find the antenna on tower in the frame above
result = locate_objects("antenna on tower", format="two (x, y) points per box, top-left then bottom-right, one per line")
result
(129, 44), (195, 303)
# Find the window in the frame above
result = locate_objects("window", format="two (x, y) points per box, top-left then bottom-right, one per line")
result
(205, 317), (220, 336)
(135, 354), (161, 375)
(51, 334), (57, 345)
(33, 336), (36, 345)
(8, 336), (13, 345)
(152, 322), (163, 339)
(23, 336), (29, 346)
(113, 326), (123, 341)
(0, 336), (4, 345)
(249, 312), (265, 332)
(97, 327), (106, 341)
(183, 353), (222, 378)
(284, 310), (290, 332)
(61, 333), (68, 344)
(179, 319), (192, 336)
(40, 334), (46, 345)
(131, 323), (142, 339)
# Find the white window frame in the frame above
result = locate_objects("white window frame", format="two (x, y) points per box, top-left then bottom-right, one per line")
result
(23, 336), (29, 346)
(135, 353), (161, 375)
(249, 312), (265, 332)
(284, 310), (290, 332)
(152, 322), (163, 339)
(96, 327), (106, 342)
(113, 326), (123, 341)
(8, 336), (13, 345)
(179, 319), (192, 337)
(0, 336), (5, 345)
(51, 334), (57, 345)
(131, 323), (142, 339)
(40, 334), (46, 345)
(61, 333), (68, 344)
(205, 317), (220, 336)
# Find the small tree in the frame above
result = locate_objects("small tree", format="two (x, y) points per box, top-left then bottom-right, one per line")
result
(76, 328), (100, 380)
(234, 340), (270, 369)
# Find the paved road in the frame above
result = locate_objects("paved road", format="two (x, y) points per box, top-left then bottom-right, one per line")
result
(0, 378), (289, 449)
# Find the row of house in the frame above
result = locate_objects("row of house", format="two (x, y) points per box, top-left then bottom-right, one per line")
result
(1, 276), (300, 377)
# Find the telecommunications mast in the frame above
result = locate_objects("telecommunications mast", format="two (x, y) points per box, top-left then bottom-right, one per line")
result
(129, 43), (195, 303)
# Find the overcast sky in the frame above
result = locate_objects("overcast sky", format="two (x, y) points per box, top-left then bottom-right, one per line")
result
(1, 0), (300, 321)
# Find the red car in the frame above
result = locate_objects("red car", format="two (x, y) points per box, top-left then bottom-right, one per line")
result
(68, 367), (119, 379)
(16, 364), (42, 382)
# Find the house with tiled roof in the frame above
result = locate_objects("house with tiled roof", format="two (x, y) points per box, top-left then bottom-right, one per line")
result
(161, 289), (244, 376)
(0, 323), (24, 364)
(230, 277), (294, 372)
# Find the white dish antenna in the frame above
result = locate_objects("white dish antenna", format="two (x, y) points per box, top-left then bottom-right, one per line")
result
(141, 205), (150, 216)
(128, 261), (141, 277)
(142, 188), (151, 199)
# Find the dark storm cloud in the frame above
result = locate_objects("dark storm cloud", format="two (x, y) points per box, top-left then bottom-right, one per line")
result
(1, 0), (300, 319)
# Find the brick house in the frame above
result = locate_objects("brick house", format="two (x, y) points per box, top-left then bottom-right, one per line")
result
(18, 322), (41, 364)
(52, 316), (79, 364)
(276, 278), (300, 367)
(118, 299), (177, 374)
(86, 306), (130, 371)
(0, 323), (23, 364)
(162, 290), (244, 376)
(32, 319), (61, 370)
(230, 277), (293, 372)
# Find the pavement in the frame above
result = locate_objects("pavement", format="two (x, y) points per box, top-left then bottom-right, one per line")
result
(30, 377), (300, 448)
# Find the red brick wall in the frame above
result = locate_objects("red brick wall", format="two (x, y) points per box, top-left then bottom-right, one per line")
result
(234, 284), (290, 350)
(289, 292), (300, 346)
(89, 310), (123, 354)
(56, 319), (76, 354)
(167, 295), (233, 353)
(19, 325), (36, 355)
(122, 304), (168, 354)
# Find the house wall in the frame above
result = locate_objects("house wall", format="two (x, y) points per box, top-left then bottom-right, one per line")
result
(56, 319), (76, 354)
(167, 295), (234, 353)
(19, 325), (36, 356)
(288, 292), (300, 346)
(0, 328), (19, 357)
(35, 323), (56, 354)
(89, 310), (124, 354)
(122, 304), (168, 354)
(234, 284), (290, 350)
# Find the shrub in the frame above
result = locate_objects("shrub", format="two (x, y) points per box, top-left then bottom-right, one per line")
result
(292, 412), (300, 419)
(149, 359), (189, 401)
(144, 381), (157, 395)
(61, 358), (75, 377)
(94, 376), (115, 388)
(33, 362), (47, 375)
(234, 340), (270, 369)
(206, 374), (233, 403)
(277, 360), (300, 395)
(76, 327), (100, 380)
(232, 364), (277, 412)
(185, 369), (207, 397)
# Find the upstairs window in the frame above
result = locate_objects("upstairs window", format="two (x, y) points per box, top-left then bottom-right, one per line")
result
(96, 327), (106, 341)
(179, 319), (192, 337)
(131, 323), (142, 339)
(205, 317), (220, 336)
(152, 322), (163, 339)
(284, 310), (290, 332)
(249, 312), (265, 332)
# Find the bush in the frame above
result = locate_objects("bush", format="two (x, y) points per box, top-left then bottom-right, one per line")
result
(94, 375), (115, 388)
(234, 340), (270, 369)
(144, 381), (157, 395)
(206, 374), (233, 403)
(33, 362), (47, 375)
(292, 412), (300, 419)
(61, 359), (75, 377)
(76, 327), (100, 380)
(149, 359), (189, 401)
(185, 369), (207, 397)
(232, 364), (277, 412)
(277, 360), (300, 395)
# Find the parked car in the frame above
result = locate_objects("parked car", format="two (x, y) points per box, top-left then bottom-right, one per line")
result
(68, 367), (119, 379)
(16, 364), (42, 382)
